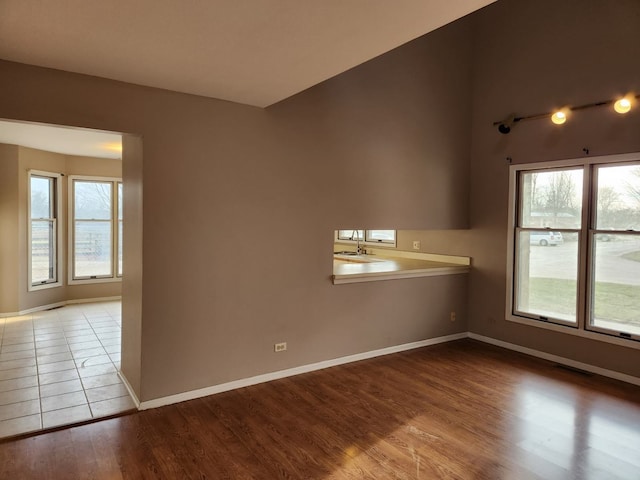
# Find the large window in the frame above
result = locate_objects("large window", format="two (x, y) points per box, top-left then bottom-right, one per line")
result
(69, 177), (122, 283)
(28, 171), (61, 290)
(507, 153), (640, 345)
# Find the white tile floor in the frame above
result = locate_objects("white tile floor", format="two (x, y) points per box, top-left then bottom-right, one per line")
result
(0, 300), (135, 439)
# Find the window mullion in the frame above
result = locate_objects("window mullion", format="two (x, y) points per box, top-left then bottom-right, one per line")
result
(576, 163), (593, 331)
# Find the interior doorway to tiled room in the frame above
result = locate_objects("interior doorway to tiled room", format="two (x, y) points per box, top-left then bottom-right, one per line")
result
(0, 300), (134, 439)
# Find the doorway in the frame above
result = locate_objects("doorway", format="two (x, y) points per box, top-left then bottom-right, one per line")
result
(0, 119), (142, 438)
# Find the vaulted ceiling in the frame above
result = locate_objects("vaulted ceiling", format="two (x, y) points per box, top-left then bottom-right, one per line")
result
(0, 0), (494, 108)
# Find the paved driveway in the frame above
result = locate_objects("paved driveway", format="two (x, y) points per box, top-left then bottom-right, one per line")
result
(528, 236), (640, 286)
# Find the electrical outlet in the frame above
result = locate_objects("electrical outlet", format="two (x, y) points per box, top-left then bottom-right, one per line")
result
(450, 311), (456, 322)
(412, 240), (421, 250)
(274, 342), (287, 352)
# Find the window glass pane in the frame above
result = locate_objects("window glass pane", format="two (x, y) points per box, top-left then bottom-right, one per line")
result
(590, 234), (640, 335)
(118, 183), (123, 276)
(519, 169), (583, 229)
(118, 183), (123, 220)
(366, 230), (395, 243)
(74, 181), (112, 220)
(31, 220), (54, 283)
(30, 176), (52, 219)
(515, 230), (578, 323)
(595, 164), (640, 231)
(74, 221), (112, 277)
(337, 230), (364, 240)
(118, 220), (123, 276)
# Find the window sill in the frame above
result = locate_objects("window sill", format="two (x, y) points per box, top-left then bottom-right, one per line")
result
(28, 281), (63, 292)
(506, 314), (640, 350)
(68, 277), (122, 286)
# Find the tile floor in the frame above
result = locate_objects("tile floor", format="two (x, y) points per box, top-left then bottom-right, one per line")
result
(0, 300), (135, 439)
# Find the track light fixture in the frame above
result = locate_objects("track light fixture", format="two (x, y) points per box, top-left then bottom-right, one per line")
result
(551, 108), (569, 125)
(614, 96), (633, 114)
(493, 92), (638, 134)
(497, 114), (518, 134)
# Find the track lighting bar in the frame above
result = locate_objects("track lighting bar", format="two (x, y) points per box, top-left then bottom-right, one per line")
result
(494, 93), (639, 134)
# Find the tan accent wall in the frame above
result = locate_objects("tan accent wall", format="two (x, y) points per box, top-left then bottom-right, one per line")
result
(17, 147), (66, 311)
(63, 154), (123, 303)
(0, 144), (20, 314)
(397, 230), (472, 258)
(0, 145), (123, 314)
(467, 0), (640, 375)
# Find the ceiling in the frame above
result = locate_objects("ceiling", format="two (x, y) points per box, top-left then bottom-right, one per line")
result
(0, 0), (494, 108)
(0, 120), (122, 159)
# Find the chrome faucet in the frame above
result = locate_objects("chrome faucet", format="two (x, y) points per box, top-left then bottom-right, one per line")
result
(352, 229), (362, 255)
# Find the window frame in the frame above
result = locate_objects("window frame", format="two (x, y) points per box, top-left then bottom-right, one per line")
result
(587, 162), (640, 340)
(27, 170), (62, 291)
(335, 230), (397, 248)
(511, 165), (586, 328)
(68, 175), (122, 285)
(116, 181), (123, 278)
(506, 152), (640, 350)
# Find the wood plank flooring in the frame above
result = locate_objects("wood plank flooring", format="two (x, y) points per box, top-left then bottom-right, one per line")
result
(1, 339), (639, 479)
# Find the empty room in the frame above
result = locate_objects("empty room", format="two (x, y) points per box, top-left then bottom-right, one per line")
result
(1, 0), (639, 478)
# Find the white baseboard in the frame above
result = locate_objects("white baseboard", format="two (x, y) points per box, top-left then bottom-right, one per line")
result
(139, 332), (469, 410)
(469, 333), (640, 387)
(0, 301), (66, 317)
(66, 296), (122, 305)
(0, 296), (121, 317)
(118, 370), (141, 409)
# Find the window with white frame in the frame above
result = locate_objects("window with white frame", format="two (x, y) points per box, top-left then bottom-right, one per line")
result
(117, 182), (123, 277)
(28, 171), (61, 290)
(336, 230), (396, 246)
(507, 153), (640, 344)
(69, 176), (122, 283)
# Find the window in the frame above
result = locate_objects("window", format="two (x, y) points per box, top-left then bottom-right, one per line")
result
(117, 182), (123, 277)
(337, 230), (364, 241)
(507, 153), (640, 345)
(69, 176), (122, 283)
(28, 171), (61, 290)
(336, 230), (396, 246)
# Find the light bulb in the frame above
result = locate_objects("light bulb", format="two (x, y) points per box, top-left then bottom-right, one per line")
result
(551, 109), (568, 125)
(614, 97), (632, 114)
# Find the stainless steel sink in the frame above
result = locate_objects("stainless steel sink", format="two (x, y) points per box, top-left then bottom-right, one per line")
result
(333, 253), (385, 263)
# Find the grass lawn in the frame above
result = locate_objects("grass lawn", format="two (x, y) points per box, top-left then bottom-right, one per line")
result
(526, 277), (640, 325)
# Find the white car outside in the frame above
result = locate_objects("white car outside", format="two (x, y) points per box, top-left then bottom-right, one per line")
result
(530, 231), (563, 246)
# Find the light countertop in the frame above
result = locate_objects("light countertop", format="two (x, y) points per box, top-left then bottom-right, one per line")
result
(332, 251), (470, 284)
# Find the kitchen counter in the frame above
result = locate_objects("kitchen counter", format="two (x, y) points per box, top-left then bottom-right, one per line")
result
(332, 250), (470, 284)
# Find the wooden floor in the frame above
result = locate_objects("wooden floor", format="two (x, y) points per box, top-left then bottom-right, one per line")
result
(0, 339), (639, 479)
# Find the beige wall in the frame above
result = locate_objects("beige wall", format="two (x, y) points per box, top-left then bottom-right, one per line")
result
(62, 153), (123, 304)
(17, 146), (66, 311)
(397, 230), (472, 257)
(0, 144), (20, 313)
(267, 18), (472, 230)
(468, 0), (640, 376)
(121, 134), (143, 396)
(0, 145), (122, 314)
(0, 15), (473, 401)
(2, 0), (637, 402)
